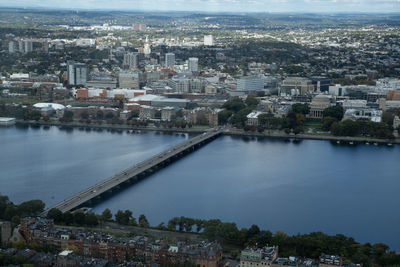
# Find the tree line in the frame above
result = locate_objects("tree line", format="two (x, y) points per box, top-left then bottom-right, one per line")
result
(1, 194), (400, 266)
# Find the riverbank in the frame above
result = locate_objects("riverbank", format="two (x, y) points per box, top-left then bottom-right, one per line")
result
(15, 119), (210, 134)
(15, 120), (400, 145)
(225, 128), (400, 145)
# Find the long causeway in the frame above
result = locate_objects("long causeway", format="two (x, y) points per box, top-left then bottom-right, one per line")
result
(41, 129), (222, 216)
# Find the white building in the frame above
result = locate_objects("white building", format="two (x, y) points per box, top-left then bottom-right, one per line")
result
(204, 35), (214, 46)
(376, 78), (400, 91)
(0, 117), (16, 126)
(246, 111), (265, 126)
(309, 95), (333, 118)
(240, 246), (278, 267)
(188, 57), (199, 72)
(339, 100), (367, 110)
(343, 108), (382, 123)
(161, 107), (176, 121)
(139, 105), (155, 120)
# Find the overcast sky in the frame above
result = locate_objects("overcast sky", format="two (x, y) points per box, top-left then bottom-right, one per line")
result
(1, 0), (400, 13)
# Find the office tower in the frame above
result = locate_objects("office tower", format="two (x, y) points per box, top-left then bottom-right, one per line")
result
(8, 41), (16, 53)
(67, 61), (88, 86)
(165, 53), (175, 68)
(204, 35), (214, 46)
(123, 52), (140, 69)
(24, 40), (33, 53)
(188, 57), (199, 72)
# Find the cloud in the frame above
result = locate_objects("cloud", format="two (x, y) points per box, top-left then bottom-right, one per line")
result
(1, 0), (399, 12)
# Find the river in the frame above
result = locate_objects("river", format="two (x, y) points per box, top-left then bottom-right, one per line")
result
(1, 125), (399, 250)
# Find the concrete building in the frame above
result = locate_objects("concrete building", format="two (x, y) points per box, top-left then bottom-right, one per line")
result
(379, 98), (400, 111)
(0, 117), (16, 126)
(281, 77), (314, 96)
(169, 77), (202, 93)
(393, 116), (400, 129)
(118, 71), (140, 88)
(187, 107), (222, 126)
(339, 100), (367, 110)
(139, 105), (156, 120)
(67, 61), (88, 86)
(309, 95), (333, 118)
(343, 108), (382, 123)
(24, 40), (33, 53)
(161, 107), (176, 121)
(204, 35), (214, 46)
(188, 57), (199, 72)
(240, 246), (278, 267)
(319, 255), (342, 267)
(246, 111), (265, 127)
(165, 53), (176, 68)
(237, 76), (264, 91)
(8, 41), (17, 53)
(376, 78), (400, 91)
(123, 52), (140, 69)
(387, 90), (400, 101)
(311, 77), (331, 93)
(1, 222), (12, 245)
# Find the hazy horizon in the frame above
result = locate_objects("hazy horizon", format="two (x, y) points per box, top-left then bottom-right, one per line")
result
(0, 0), (399, 13)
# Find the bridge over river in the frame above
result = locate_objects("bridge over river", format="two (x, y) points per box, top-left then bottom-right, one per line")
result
(41, 129), (222, 216)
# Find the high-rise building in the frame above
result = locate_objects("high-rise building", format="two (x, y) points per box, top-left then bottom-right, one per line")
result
(67, 61), (88, 86)
(118, 71), (140, 88)
(188, 57), (199, 72)
(123, 52), (140, 69)
(144, 36), (151, 57)
(204, 35), (214, 46)
(8, 41), (16, 54)
(24, 40), (33, 53)
(237, 76), (264, 91)
(18, 40), (24, 53)
(165, 53), (175, 68)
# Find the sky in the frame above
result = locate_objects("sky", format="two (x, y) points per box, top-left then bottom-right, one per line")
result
(1, 0), (400, 13)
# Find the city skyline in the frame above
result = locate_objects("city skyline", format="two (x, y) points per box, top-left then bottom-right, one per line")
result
(1, 0), (400, 13)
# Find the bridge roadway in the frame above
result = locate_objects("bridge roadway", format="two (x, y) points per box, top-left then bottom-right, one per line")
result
(41, 129), (222, 216)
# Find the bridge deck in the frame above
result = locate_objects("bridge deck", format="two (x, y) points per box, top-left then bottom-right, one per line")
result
(42, 130), (222, 215)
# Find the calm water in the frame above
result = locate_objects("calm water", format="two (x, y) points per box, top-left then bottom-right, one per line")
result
(1, 126), (400, 250)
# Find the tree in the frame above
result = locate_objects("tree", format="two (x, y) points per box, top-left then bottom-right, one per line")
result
(323, 105), (344, 120)
(138, 214), (150, 228)
(62, 211), (74, 225)
(292, 103), (310, 115)
(29, 110), (42, 121)
(96, 110), (104, 120)
(105, 112), (114, 119)
(168, 217), (178, 231)
(85, 213), (99, 226)
(322, 117), (338, 131)
(80, 111), (89, 120)
(245, 97), (259, 107)
(218, 110), (233, 125)
(63, 110), (74, 122)
(47, 208), (63, 223)
(17, 199), (45, 216)
(115, 210), (132, 225)
(73, 211), (86, 225)
(101, 208), (112, 222)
